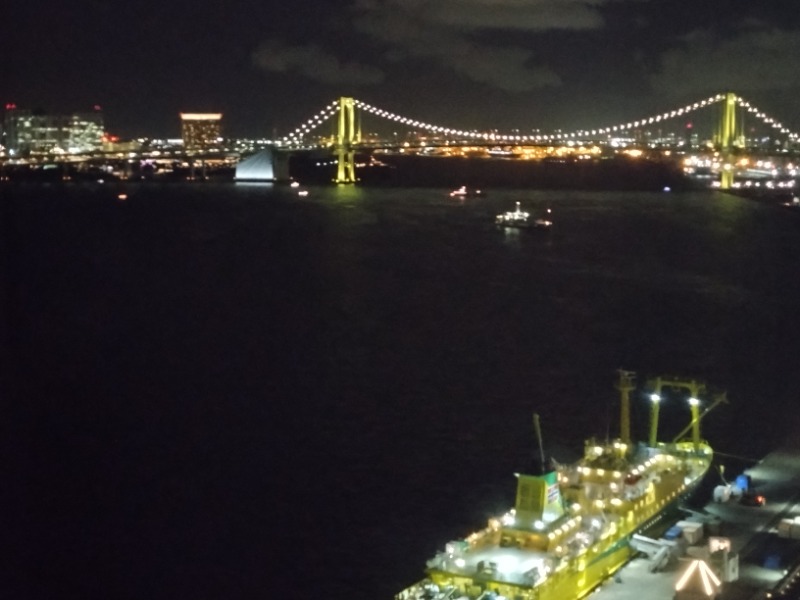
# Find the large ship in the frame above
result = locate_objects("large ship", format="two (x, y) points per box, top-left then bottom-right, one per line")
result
(397, 372), (723, 600)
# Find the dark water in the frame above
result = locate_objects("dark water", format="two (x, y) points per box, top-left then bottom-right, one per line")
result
(4, 182), (800, 599)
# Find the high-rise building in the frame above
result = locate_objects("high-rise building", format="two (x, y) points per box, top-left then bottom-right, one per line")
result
(180, 113), (222, 152)
(2, 105), (104, 156)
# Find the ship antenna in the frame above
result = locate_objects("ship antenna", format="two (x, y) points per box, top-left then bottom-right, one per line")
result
(533, 413), (546, 474)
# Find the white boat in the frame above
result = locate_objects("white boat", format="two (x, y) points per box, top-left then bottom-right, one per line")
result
(449, 185), (483, 198)
(496, 203), (552, 229)
(781, 196), (800, 208)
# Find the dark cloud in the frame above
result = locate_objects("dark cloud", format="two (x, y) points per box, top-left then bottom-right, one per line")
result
(352, 0), (576, 91)
(355, 0), (607, 32)
(252, 42), (385, 86)
(252, 1), (614, 94)
(651, 26), (800, 96)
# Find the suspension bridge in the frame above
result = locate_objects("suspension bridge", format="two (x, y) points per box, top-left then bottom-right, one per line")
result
(277, 92), (800, 189)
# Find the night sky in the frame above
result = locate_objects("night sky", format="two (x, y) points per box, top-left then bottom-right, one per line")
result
(4, 1), (800, 140)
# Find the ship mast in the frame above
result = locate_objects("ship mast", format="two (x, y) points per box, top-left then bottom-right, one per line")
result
(533, 413), (546, 474)
(647, 376), (708, 448)
(616, 369), (636, 446)
(672, 391), (728, 446)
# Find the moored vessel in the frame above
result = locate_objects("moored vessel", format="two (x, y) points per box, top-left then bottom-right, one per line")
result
(396, 372), (721, 600)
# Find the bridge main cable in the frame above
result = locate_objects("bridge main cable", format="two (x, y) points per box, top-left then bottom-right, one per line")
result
(278, 93), (799, 147)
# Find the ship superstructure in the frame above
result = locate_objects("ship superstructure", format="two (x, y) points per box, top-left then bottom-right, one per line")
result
(396, 372), (720, 600)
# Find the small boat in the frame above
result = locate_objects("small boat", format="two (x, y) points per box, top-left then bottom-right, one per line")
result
(781, 196), (800, 208)
(450, 185), (483, 198)
(496, 202), (553, 230)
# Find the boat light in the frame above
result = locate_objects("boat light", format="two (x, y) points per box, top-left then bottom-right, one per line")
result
(650, 394), (661, 403)
(688, 397), (700, 406)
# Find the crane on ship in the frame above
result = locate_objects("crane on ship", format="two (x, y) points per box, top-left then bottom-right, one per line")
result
(645, 375), (727, 450)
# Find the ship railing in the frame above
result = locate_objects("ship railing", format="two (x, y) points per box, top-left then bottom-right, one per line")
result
(394, 581), (457, 600)
(654, 441), (712, 459)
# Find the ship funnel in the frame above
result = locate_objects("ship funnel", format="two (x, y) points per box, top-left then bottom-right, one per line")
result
(514, 413), (565, 527)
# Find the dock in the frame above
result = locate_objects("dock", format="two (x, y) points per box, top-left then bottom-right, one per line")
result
(589, 446), (800, 600)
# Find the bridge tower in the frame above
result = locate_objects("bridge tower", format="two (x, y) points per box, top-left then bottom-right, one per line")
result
(717, 92), (740, 190)
(335, 97), (358, 184)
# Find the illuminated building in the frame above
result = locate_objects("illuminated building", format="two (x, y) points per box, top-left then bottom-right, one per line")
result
(180, 113), (222, 152)
(234, 148), (289, 181)
(2, 104), (104, 156)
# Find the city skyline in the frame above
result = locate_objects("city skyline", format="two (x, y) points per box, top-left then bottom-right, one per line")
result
(4, 0), (800, 139)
